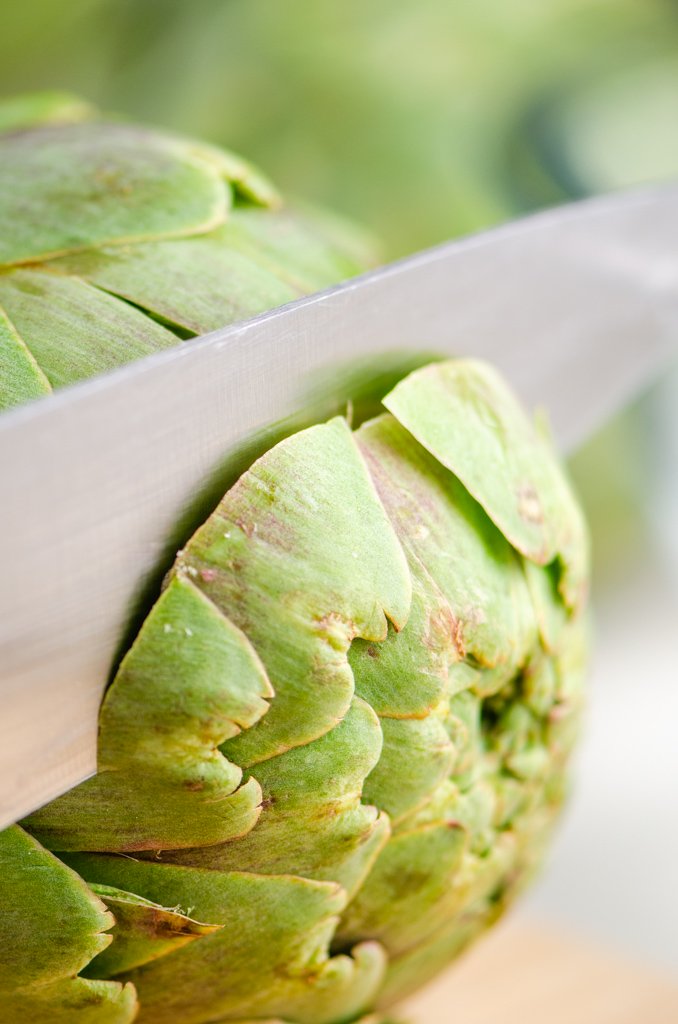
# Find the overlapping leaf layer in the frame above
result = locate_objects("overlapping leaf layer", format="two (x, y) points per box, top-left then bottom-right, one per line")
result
(0, 93), (373, 410)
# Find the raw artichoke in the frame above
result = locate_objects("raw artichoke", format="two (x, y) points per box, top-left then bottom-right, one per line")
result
(0, 96), (590, 1024)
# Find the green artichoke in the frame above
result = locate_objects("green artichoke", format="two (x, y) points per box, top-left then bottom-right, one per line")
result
(0, 96), (590, 1024)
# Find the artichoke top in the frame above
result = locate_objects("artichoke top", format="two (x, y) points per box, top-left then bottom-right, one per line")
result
(0, 91), (373, 412)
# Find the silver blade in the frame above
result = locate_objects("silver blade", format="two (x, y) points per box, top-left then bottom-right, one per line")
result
(2, 184), (678, 827)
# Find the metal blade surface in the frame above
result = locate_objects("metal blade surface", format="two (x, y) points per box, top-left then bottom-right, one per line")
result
(2, 184), (678, 826)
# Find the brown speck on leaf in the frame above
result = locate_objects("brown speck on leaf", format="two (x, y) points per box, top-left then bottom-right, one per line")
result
(453, 616), (466, 657)
(183, 780), (205, 792)
(235, 518), (255, 538)
(366, 646), (378, 659)
(426, 605), (465, 658)
(313, 611), (353, 649)
(94, 165), (133, 196)
(78, 990), (108, 1007)
(517, 483), (543, 524)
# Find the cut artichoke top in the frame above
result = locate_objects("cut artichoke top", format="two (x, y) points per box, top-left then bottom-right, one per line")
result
(0, 91), (374, 411)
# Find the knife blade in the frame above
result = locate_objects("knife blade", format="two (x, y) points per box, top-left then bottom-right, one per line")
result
(2, 183), (678, 827)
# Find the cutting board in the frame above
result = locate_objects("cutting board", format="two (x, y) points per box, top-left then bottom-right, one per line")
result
(401, 919), (678, 1024)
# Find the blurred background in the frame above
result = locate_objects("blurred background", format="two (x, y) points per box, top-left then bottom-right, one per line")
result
(1, 0), (676, 976)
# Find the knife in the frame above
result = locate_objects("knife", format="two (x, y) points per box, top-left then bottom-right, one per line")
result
(2, 183), (678, 828)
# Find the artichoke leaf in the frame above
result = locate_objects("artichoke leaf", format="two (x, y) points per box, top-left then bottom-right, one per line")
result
(383, 359), (589, 611)
(0, 267), (177, 389)
(350, 563), (457, 720)
(242, 695), (383, 809)
(0, 301), (51, 409)
(63, 855), (385, 1024)
(0, 90), (94, 134)
(190, 806), (390, 901)
(551, 612), (590, 707)
(170, 135), (282, 208)
(443, 689), (482, 784)
(335, 822), (467, 958)
(356, 413), (536, 683)
(391, 778), (460, 834)
(0, 826), (137, 1023)
(178, 416), (411, 767)
(337, 782), (517, 963)
(84, 884), (221, 978)
(523, 558), (569, 653)
(220, 205), (375, 291)
(158, 697), (390, 899)
(362, 713), (456, 823)
(172, 805), (390, 902)
(50, 229), (303, 336)
(49, 203), (373, 336)
(0, 122), (229, 266)
(346, 829), (515, 968)
(24, 575), (272, 852)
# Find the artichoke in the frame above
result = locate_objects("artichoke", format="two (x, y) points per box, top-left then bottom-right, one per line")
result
(0, 96), (590, 1024)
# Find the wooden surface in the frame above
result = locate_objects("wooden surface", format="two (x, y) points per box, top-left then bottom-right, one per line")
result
(400, 919), (678, 1024)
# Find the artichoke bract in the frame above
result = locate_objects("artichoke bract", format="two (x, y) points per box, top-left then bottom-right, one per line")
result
(0, 92), (373, 408)
(0, 96), (590, 1024)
